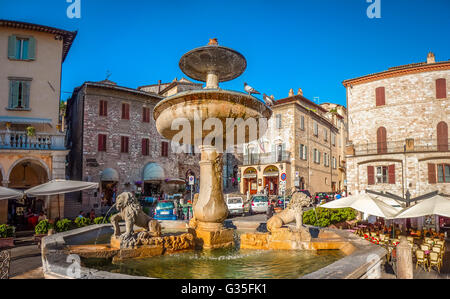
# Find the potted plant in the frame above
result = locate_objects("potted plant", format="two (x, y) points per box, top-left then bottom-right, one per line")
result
(26, 126), (36, 137)
(74, 217), (91, 228)
(34, 220), (53, 248)
(55, 219), (72, 232)
(0, 224), (15, 248)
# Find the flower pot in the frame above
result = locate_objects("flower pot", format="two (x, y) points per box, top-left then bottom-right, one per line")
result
(0, 237), (14, 248)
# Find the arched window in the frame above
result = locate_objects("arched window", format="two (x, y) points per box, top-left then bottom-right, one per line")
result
(377, 127), (387, 154)
(437, 121), (448, 152)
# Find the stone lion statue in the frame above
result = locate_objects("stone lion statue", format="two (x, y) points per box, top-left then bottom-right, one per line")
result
(110, 192), (161, 247)
(266, 189), (312, 233)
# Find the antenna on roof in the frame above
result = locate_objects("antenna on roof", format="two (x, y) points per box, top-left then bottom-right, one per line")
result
(313, 97), (320, 105)
(105, 70), (112, 80)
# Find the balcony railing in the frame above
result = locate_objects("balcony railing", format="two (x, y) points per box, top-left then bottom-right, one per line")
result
(349, 138), (450, 156)
(0, 130), (66, 150)
(243, 151), (291, 166)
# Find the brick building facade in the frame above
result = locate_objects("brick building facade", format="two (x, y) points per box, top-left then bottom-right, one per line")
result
(65, 80), (200, 217)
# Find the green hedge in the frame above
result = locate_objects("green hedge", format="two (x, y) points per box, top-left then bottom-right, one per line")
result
(0, 224), (15, 238)
(303, 207), (356, 227)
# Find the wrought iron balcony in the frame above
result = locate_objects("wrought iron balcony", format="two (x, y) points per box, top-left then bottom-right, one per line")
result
(347, 138), (449, 156)
(243, 151), (291, 166)
(0, 130), (66, 150)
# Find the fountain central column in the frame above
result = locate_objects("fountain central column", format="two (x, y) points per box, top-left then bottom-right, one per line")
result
(190, 145), (234, 249)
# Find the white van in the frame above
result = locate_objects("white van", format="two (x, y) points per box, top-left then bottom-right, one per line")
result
(226, 195), (245, 216)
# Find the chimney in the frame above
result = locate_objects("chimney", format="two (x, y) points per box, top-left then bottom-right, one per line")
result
(297, 88), (303, 96)
(289, 88), (294, 97)
(157, 80), (162, 93)
(427, 52), (435, 64)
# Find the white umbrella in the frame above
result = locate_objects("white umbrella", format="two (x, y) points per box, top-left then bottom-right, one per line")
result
(25, 179), (99, 196)
(394, 194), (450, 219)
(0, 186), (23, 200)
(321, 193), (401, 219)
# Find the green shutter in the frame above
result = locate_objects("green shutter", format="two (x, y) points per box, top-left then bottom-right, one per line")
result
(8, 35), (17, 59)
(9, 80), (19, 108)
(23, 81), (30, 108)
(27, 37), (35, 60)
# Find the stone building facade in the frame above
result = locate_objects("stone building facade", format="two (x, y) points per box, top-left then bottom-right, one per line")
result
(65, 80), (200, 217)
(344, 53), (450, 197)
(238, 89), (347, 197)
(0, 20), (77, 224)
(343, 52), (450, 227)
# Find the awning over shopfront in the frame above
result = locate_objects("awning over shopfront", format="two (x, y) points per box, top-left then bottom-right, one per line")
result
(24, 180), (99, 196)
(164, 178), (186, 185)
(143, 163), (165, 182)
(101, 168), (119, 181)
(0, 116), (53, 127)
(0, 186), (23, 200)
(263, 165), (279, 177)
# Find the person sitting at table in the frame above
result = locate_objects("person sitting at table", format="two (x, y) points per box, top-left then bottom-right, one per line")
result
(38, 211), (47, 222)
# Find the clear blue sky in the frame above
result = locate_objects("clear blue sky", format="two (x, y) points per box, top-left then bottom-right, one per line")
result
(1, 0), (449, 107)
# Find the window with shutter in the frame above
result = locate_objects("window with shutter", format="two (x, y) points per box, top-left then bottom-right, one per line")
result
(8, 79), (31, 109)
(121, 136), (129, 153)
(436, 78), (447, 99)
(368, 166), (375, 185)
(142, 138), (149, 156)
(377, 127), (387, 154)
(276, 114), (282, 129)
(122, 103), (130, 120)
(428, 163), (436, 184)
(8, 35), (35, 60)
(376, 87), (385, 106)
(99, 100), (108, 116)
(436, 164), (450, 183)
(161, 141), (169, 157)
(300, 115), (305, 130)
(143, 107), (150, 123)
(437, 121), (448, 152)
(388, 164), (395, 184)
(314, 122), (318, 136)
(98, 134), (107, 152)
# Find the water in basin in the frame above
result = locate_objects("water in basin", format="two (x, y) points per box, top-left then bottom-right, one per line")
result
(81, 230), (344, 279)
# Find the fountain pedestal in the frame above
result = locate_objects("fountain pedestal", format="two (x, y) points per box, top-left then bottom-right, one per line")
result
(189, 146), (234, 249)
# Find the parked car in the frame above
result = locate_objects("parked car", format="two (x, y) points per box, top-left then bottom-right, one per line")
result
(314, 192), (330, 205)
(154, 200), (177, 220)
(250, 194), (269, 214)
(276, 196), (290, 208)
(226, 196), (245, 216)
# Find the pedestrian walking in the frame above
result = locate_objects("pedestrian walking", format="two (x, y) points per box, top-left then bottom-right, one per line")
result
(266, 199), (276, 220)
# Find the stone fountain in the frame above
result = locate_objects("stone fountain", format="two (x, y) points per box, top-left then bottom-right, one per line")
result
(153, 39), (272, 249)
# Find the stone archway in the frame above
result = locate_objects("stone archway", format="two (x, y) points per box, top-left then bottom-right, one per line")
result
(243, 167), (258, 195)
(8, 159), (49, 189)
(6, 157), (51, 186)
(263, 165), (279, 195)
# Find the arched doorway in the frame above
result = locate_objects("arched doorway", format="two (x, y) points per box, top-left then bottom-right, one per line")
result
(263, 165), (279, 195)
(243, 168), (258, 195)
(8, 159), (49, 227)
(100, 168), (119, 206)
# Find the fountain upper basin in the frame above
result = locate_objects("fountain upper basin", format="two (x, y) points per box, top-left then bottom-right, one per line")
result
(153, 89), (272, 146)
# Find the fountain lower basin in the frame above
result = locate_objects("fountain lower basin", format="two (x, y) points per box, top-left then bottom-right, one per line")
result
(41, 223), (387, 279)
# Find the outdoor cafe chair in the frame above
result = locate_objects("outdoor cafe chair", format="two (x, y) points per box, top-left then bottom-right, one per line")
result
(415, 250), (428, 270)
(407, 236), (414, 243)
(420, 244), (430, 251)
(432, 246), (444, 265)
(370, 232), (377, 238)
(428, 252), (441, 273)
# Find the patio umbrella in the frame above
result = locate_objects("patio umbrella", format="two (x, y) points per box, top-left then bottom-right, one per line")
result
(24, 179), (99, 196)
(0, 186), (24, 200)
(394, 194), (450, 219)
(321, 193), (401, 219)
